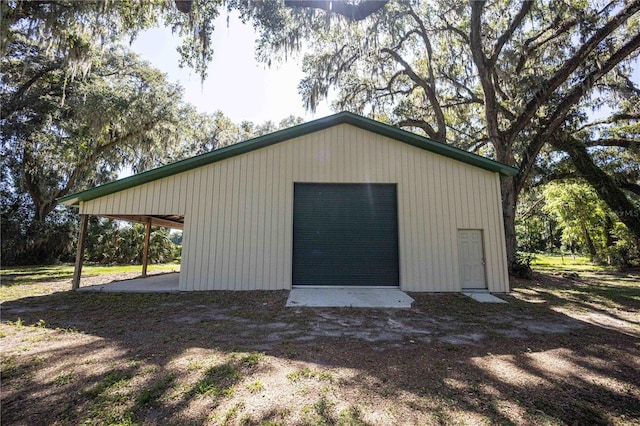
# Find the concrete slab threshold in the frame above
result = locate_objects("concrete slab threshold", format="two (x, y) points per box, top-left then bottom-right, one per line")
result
(286, 288), (414, 308)
(77, 272), (180, 293)
(463, 290), (507, 303)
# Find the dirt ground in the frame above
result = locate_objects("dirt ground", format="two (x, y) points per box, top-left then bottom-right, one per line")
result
(1, 270), (639, 425)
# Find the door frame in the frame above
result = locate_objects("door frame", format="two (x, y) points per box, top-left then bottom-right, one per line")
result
(457, 229), (487, 290)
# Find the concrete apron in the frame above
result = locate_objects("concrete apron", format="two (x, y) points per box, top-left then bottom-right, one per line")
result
(462, 290), (507, 303)
(77, 272), (180, 293)
(286, 288), (415, 308)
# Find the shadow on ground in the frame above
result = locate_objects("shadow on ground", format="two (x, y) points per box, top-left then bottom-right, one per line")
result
(1, 270), (639, 425)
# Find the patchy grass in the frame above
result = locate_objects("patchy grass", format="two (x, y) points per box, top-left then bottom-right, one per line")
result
(1, 266), (639, 425)
(287, 367), (334, 383)
(190, 362), (241, 398)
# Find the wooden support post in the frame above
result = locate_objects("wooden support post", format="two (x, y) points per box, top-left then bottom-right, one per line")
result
(142, 218), (152, 277)
(72, 214), (89, 290)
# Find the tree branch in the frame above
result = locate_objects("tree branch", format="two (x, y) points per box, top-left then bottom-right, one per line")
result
(516, 30), (640, 195)
(488, 1), (533, 66)
(576, 113), (640, 132)
(552, 134), (640, 240)
(621, 181), (640, 196)
(530, 172), (579, 188)
(396, 118), (438, 140)
(516, 18), (577, 74)
(470, 0), (504, 148)
(380, 47), (445, 141)
(507, 0), (640, 140)
(584, 138), (639, 148)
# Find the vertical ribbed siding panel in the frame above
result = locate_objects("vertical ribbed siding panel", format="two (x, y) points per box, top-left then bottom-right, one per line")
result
(192, 170), (204, 290)
(440, 159), (453, 291)
(266, 148), (277, 289)
(423, 154), (436, 291)
(151, 180), (159, 213)
(184, 171), (197, 290)
(337, 127), (347, 182)
(142, 179), (152, 214)
(446, 160), (460, 290)
(206, 168), (218, 288)
(253, 150), (264, 289)
(401, 148), (415, 290)
(248, 153), (259, 290)
(104, 190), (113, 215)
(201, 165), (215, 290)
(242, 155), (254, 290)
(433, 157), (445, 291)
(406, 153), (419, 292)
(87, 198), (97, 215)
(230, 158), (242, 290)
(100, 197), (106, 214)
(194, 167), (208, 290)
(282, 142), (293, 290)
(442, 159), (454, 291)
(276, 143), (287, 288)
(449, 161), (462, 291)
(121, 185), (130, 213)
(219, 163), (231, 290)
(418, 153), (431, 291)
(157, 180), (167, 213)
(459, 167), (469, 228)
(471, 169), (483, 229)
(417, 153), (429, 291)
(190, 171), (202, 290)
(209, 165), (221, 288)
(234, 157), (246, 290)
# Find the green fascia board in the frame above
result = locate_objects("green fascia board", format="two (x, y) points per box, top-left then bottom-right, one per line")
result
(59, 111), (519, 206)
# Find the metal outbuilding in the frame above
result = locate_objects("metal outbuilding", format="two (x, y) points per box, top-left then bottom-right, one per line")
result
(60, 112), (518, 292)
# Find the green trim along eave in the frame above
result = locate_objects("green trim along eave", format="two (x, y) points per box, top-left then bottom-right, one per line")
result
(58, 111), (519, 206)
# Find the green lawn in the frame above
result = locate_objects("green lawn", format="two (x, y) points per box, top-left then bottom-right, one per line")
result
(530, 253), (613, 273)
(0, 262), (180, 301)
(1, 263), (180, 285)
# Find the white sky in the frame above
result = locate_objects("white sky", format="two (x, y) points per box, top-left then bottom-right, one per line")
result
(130, 12), (332, 124)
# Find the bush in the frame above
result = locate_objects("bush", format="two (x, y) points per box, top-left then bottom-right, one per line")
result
(85, 219), (176, 264)
(1, 203), (77, 265)
(511, 252), (534, 279)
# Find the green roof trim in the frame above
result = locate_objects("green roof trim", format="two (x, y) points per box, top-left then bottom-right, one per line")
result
(59, 111), (519, 206)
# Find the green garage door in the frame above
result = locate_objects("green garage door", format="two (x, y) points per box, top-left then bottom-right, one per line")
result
(293, 183), (399, 286)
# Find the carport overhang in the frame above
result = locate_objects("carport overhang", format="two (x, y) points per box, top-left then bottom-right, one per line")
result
(62, 208), (184, 291)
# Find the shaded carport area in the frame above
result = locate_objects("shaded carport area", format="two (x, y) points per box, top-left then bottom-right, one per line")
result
(71, 213), (184, 291)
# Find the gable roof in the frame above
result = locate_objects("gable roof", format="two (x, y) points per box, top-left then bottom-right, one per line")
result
(59, 111), (518, 206)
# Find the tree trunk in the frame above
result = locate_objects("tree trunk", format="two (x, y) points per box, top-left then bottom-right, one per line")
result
(500, 174), (518, 269)
(580, 222), (597, 260)
(493, 140), (521, 273)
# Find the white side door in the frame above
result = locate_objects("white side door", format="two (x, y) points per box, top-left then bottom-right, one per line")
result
(458, 230), (487, 290)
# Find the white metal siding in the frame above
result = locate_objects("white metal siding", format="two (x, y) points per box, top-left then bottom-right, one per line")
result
(80, 124), (509, 292)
